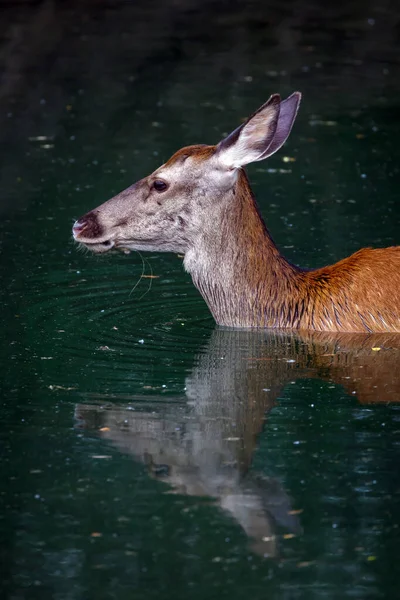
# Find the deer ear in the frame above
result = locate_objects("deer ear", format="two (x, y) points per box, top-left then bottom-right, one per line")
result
(216, 92), (301, 169)
(259, 92), (301, 158)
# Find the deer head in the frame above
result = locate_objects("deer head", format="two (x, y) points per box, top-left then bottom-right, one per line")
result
(72, 92), (301, 255)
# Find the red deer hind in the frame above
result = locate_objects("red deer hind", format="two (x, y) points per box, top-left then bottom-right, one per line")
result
(72, 92), (400, 332)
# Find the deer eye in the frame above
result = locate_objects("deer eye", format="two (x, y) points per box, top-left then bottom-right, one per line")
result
(153, 179), (168, 192)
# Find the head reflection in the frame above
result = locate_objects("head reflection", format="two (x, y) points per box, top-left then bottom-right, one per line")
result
(76, 328), (400, 556)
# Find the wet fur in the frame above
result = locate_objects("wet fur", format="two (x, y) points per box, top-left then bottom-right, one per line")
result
(187, 167), (400, 332)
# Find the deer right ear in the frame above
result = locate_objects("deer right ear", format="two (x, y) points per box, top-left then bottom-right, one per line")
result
(216, 92), (301, 169)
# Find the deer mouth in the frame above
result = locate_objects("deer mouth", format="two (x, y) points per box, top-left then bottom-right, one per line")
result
(76, 239), (115, 254)
(76, 239), (136, 255)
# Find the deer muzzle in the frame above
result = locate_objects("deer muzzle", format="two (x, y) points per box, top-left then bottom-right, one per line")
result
(72, 211), (115, 252)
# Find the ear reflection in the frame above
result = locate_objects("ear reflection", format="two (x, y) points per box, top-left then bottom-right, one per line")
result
(76, 328), (400, 557)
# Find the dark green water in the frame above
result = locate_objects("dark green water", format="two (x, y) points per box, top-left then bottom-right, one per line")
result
(1, 2), (400, 599)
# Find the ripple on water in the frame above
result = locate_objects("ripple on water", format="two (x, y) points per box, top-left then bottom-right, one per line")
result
(25, 257), (214, 395)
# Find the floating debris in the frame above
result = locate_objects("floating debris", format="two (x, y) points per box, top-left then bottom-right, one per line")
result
(297, 561), (314, 568)
(91, 455), (112, 459)
(256, 168), (292, 174)
(48, 385), (76, 391)
(28, 135), (54, 141)
(309, 119), (337, 127)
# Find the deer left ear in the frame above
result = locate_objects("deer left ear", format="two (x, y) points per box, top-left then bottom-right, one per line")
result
(216, 92), (301, 169)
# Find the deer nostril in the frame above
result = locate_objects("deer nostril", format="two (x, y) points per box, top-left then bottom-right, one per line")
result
(73, 220), (86, 230)
(72, 212), (103, 239)
(72, 219), (88, 238)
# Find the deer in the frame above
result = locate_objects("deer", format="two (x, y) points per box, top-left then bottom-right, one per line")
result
(72, 92), (400, 332)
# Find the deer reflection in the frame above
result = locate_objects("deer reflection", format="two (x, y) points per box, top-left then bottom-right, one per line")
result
(76, 328), (400, 556)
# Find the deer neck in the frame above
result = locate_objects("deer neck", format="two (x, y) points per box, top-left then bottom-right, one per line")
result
(183, 170), (301, 327)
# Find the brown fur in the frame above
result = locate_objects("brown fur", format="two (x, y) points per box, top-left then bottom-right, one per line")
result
(192, 169), (400, 332)
(164, 144), (215, 167)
